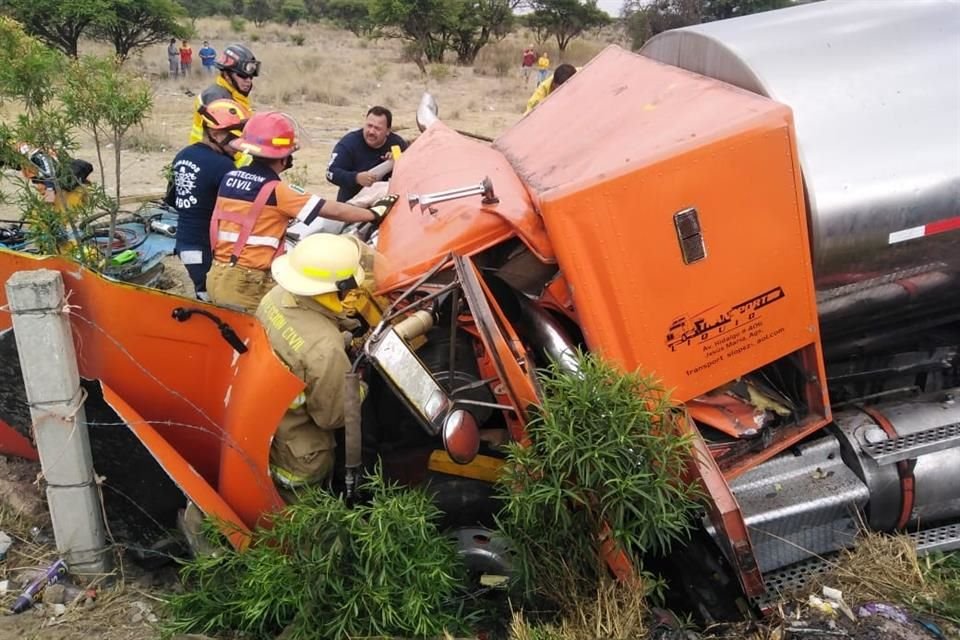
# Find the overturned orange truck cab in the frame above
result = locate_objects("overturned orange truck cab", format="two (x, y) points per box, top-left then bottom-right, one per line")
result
(2, 0), (959, 610)
(377, 45), (828, 598)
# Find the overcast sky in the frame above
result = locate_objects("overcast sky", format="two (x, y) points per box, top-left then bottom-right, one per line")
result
(596, 0), (624, 16)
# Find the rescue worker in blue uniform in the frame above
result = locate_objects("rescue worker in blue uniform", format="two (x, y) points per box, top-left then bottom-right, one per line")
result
(325, 106), (408, 202)
(166, 99), (250, 300)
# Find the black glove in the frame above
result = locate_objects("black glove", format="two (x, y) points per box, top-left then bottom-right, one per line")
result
(368, 193), (399, 224)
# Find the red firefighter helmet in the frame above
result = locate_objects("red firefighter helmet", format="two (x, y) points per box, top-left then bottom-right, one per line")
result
(236, 112), (299, 159)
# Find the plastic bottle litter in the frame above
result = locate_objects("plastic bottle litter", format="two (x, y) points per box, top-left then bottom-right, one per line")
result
(11, 558), (68, 614)
(855, 601), (911, 625)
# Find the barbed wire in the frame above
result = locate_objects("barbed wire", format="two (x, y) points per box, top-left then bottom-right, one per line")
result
(5, 391), (278, 500)
(1, 302), (282, 500)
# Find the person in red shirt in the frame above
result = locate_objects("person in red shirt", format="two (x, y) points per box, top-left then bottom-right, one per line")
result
(179, 41), (193, 76)
(521, 45), (536, 85)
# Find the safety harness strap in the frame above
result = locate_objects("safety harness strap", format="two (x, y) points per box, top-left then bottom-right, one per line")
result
(209, 179), (281, 266)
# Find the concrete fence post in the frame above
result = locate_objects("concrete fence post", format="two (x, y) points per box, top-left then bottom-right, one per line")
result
(5, 269), (112, 576)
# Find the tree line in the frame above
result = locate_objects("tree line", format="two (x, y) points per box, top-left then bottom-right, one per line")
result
(622, 0), (795, 49)
(1, 0), (796, 69)
(0, 0), (612, 66)
(1, 0), (187, 61)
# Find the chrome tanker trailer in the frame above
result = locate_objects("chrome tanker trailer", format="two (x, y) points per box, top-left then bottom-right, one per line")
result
(638, 0), (960, 599)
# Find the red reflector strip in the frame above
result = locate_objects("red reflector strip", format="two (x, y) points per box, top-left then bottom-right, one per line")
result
(926, 216), (960, 236)
(888, 215), (960, 244)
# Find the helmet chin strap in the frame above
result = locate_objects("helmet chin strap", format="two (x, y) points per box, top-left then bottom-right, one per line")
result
(209, 132), (235, 155)
(312, 292), (343, 313)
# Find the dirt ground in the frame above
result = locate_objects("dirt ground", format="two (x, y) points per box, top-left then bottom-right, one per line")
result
(0, 457), (174, 640)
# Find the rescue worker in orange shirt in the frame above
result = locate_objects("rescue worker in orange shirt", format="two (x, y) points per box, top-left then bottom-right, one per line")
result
(206, 111), (392, 312)
(255, 233), (370, 497)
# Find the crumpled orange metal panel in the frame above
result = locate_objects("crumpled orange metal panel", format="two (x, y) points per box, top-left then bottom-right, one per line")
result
(376, 122), (554, 292)
(496, 46), (824, 404)
(0, 249), (300, 532)
(101, 383), (253, 548)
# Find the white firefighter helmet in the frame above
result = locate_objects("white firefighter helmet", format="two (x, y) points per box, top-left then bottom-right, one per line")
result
(271, 233), (365, 297)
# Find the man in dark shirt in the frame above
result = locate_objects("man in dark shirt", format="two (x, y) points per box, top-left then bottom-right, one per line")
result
(326, 106), (408, 202)
(165, 99), (250, 300)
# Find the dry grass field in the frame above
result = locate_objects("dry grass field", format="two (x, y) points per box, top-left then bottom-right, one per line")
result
(65, 18), (616, 203)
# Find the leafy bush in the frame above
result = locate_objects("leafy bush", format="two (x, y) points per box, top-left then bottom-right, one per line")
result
(921, 551), (960, 622)
(496, 351), (703, 609)
(283, 162), (310, 188)
(229, 16), (247, 32)
(0, 21), (149, 268)
(290, 33), (305, 46)
(474, 41), (518, 78)
(165, 472), (471, 639)
(429, 63), (452, 82)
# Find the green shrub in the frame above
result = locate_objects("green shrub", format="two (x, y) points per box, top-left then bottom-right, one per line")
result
(495, 351), (703, 609)
(290, 33), (305, 46)
(229, 16), (246, 32)
(303, 87), (350, 106)
(920, 551), (960, 622)
(474, 41), (517, 78)
(165, 472), (471, 639)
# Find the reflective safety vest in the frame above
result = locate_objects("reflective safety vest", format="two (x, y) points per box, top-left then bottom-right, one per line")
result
(190, 76), (252, 144)
(209, 180), (282, 267)
(210, 174), (327, 270)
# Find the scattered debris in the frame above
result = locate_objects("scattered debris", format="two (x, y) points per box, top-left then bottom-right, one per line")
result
(0, 531), (10, 559)
(130, 600), (158, 624)
(11, 558), (67, 613)
(41, 583), (66, 605)
(821, 586), (855, 621)
(856, 602), (911, 625)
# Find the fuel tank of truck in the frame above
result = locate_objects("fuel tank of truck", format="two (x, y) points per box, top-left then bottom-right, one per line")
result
(640, 0), (960, 340)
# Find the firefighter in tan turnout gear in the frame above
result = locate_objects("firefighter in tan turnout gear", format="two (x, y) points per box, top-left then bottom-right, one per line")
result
(255, 233), (370, 497)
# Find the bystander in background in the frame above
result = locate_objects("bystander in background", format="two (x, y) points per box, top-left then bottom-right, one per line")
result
(167, 38), (179, 78)
(537, 52), (551, 84)
(521, 45), (536, 85)
(179, 41), (193, 77)
(199, 41), (217, 75)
